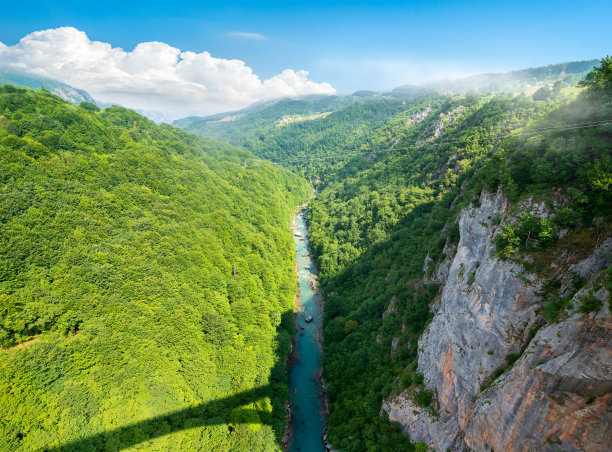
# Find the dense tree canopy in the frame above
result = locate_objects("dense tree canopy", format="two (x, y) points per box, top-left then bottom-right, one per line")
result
(181, 58), (611, 451)
(2, 56), (610, 452)
(0, 86), (310, 451)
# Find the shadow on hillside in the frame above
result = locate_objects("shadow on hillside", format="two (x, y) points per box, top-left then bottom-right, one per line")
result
(46, 311), (295, 452)
(46, 386), (273, 452)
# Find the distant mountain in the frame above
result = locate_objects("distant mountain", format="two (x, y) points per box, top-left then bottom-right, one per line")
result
(0, 68), (96, 105)
(172, 92), (389, 146)
(174, 60), (598, 155)
(390, 59), (599, 96)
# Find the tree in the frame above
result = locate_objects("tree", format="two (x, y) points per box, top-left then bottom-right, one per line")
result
(533, 86), (550, 101)
(578, 56), (612, 101)
(344, 319), (358, 334)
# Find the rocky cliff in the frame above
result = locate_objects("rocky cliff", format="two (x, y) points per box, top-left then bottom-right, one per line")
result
(383, 191), (612, 451)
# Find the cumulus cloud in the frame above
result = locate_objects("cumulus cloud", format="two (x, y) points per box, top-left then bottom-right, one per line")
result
(0, 27), (335, 120)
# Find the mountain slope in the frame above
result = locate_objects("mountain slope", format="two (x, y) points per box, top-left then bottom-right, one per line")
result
(183, 57), (611, 450)
(391, 59), (599, 96)
(0, 86), (310, 451)
(179, 95), (441, 182)
(311, 58), (611, 451)
(174, 61), (597, 185)
(0, 68), (96, 105)
(172, 94), (382, 153)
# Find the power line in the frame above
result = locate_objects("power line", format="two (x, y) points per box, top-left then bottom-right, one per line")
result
(265, 119), (612, 165)
(1, 118), (608, 197)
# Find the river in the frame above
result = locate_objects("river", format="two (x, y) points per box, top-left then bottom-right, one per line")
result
(287, 208), (327, 452)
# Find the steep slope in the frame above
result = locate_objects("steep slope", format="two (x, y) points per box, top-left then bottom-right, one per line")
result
(0, 68), (96, 105)
(191, 57), (611, 450)
(313, 59), (611, 451)
(173, 95), (362, 148)
(384, 192), (611, 451)
(379, 61), (612, 450)
(0, 86), (310, 450)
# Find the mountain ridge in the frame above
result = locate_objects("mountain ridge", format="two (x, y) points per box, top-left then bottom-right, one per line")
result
(173, 59), (598, 137)
(0, 67), (96, 105)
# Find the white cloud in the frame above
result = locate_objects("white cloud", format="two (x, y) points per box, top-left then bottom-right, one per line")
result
(0, 27), (335, 120)
(227, 32), (266, 40)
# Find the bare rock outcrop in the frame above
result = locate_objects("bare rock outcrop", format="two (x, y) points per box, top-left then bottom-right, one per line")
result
(383, 191), (612, 451)
(415, 106), (465, 147)
(464, 316), (612, 452)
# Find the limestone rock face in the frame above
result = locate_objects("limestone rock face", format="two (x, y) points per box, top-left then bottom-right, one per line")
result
(383, 191), (612, 451)
(464, 317), (612, 452)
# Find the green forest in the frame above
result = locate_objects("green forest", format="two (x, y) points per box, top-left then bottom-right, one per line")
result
(308, 59), (611, 451)
(1, 56), (610, 452)
(0, 87), (310, 450)
(182, 57), (611, 451)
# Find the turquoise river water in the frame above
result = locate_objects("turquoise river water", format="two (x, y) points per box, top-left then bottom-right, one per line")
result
(287, 209), (327, 452)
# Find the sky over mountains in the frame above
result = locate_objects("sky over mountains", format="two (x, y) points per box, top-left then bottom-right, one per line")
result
(0, 1), (609, 119)
(0, 27), (335, 119)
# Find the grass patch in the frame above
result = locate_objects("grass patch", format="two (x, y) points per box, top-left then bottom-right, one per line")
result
(467, 271), (476, 286)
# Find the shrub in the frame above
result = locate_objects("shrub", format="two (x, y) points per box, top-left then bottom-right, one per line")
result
(554, 207), (577, 228)
(537, 217), (555, 247)
(579, 295), (602, 314)
(400, 373), (412, 389)
(572, 274), (587, 291)
(505, 353), (521, 366)
(415, 389), (433, 407)
(542, 296), (571, 323)
(415, 441), (429, 452)
(495, 212), (558, 259)
(467, 271), (476, 286)
(494, 224), (520, 259)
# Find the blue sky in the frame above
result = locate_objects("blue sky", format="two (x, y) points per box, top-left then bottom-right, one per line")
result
(0, 1), (609, 117)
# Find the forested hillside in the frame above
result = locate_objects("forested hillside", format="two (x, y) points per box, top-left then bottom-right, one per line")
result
(178, 96), (445, 181)
(177, 58), (611, 451)
(0, 86), (310, 450)
(174, 61), (597, 186)
(173, 95), (356, 142)
(172, 93), (395, 179)
(309, 58), (611, 451)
